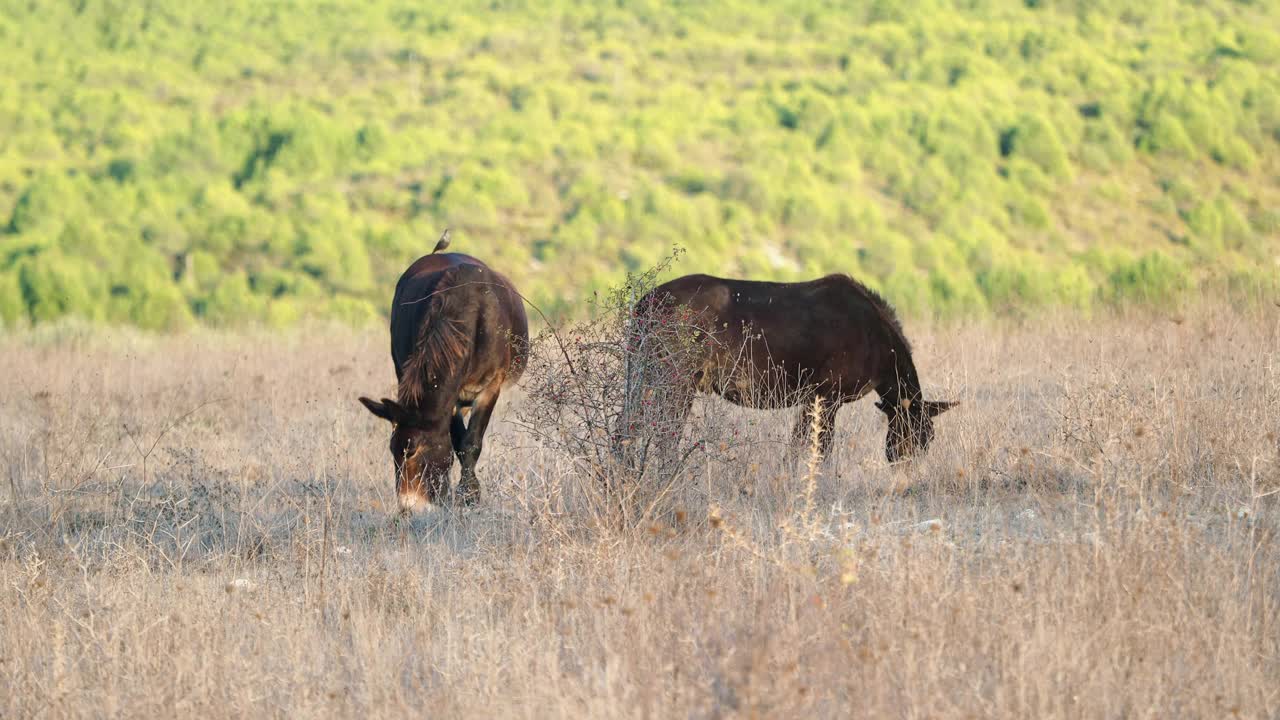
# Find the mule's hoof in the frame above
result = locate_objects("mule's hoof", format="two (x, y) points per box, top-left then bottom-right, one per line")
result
(455, 481), (481, 507)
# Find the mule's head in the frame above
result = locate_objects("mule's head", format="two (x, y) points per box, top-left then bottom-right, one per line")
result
(359, 396), (453, 512)
(877, 396), (957, 463)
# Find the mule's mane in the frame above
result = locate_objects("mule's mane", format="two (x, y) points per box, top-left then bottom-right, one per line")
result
(397, 269), (471, 406)
(827, 273), (912, 354)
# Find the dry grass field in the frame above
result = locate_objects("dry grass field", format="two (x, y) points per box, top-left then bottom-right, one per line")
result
(2, 305), (1278, 718)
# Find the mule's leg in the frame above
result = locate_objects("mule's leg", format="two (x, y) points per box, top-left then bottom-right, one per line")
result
(789, 393), (841, 463)
(788, 391), (817, 463)
(450, 405), (468, 461)
(648, 383), (695, 475)
(816, 397), (841, 459)
(456, 386), (501, 506)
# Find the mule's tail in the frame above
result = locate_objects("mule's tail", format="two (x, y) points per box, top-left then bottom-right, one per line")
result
(397, 264), (483, 406)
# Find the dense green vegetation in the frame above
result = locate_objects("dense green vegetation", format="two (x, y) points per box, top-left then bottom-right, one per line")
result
(1, 0), (1277, 329)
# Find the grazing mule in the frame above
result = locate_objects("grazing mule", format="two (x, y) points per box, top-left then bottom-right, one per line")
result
(633, 273), (956, 463)
(359, 236), (528, 510)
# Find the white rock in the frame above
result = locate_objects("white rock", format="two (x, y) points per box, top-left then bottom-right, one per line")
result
(224, 578), (255, 594)
(916, 518), (943, 533)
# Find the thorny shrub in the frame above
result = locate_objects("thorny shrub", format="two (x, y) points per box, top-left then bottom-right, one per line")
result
(515, 249), (751, 526)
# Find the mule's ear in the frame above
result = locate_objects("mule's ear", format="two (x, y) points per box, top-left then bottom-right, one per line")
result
(923, 400), (958, 418)
(359, 396), (405, 424)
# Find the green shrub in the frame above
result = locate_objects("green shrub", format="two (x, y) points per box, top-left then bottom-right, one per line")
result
(15, 252), (104, 324)
(900, 156), (960, 222)
(1081, 117), (1133, 169)
(0, 272), (24, 327)
(1185, 201), (1224, 253)
(186, 251), (222, 292)
(0, 0), (1276, 329)
(266, 298), (302, 327)
(8, 173), (86, 233)
(924, 238), (988, 316)
(127, 282), (192, 331)
(1107, 251), (1192, 303)
(782, 188), (838, 231)
(1005, 185), (1052, 230)
(1050, 263), (1096, 310)
(859, 229), (916, 280)
(975, 250), (1053, 310)
(326, 295), (377, 326)
(1212, 136), (1258, 171)
(1217, 197), (1254, 252)
(1140, 113), (1196, 158)
(882, 269), (930, 317)
(200, 271), (266, 326)
(1001, 114), (1072, 177)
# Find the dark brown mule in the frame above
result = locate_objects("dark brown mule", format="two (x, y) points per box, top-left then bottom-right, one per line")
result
(635, 273), (955, 463)
(359, 236), (528, 511)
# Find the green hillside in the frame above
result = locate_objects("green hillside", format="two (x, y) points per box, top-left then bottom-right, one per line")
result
(1, 0), (1277, 329)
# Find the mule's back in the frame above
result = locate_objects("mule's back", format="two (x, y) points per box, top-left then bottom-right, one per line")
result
(388, 253), (527, 387)
(390, 253), (484, 378)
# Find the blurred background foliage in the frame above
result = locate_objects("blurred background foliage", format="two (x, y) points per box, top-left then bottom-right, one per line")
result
(0, 0), (1277, 330)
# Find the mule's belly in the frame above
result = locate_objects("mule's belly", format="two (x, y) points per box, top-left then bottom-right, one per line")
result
(698, 359), (874, 409)
(714, 387), (781, 410)
(696, 361), (808, 409)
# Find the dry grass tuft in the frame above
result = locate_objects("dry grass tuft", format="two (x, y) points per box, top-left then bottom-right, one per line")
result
(1, 306), (1278, 718)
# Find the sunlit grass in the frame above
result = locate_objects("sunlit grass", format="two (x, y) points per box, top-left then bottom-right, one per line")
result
(1, 304), (1276, 716)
